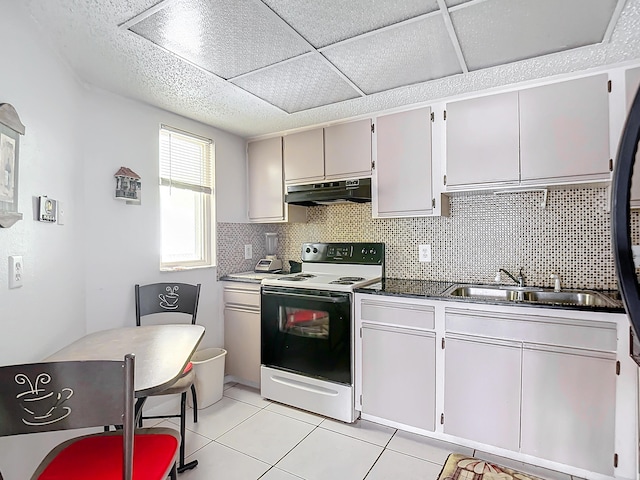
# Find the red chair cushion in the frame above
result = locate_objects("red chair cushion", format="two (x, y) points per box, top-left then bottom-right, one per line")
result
(37, 433), (178, 479)
(182, 361), (193, 374)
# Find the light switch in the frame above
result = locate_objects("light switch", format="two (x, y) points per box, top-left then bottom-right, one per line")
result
(244, 244), (252, 260)
(9, 255), (23, 289)
(57, 201), (65, 225)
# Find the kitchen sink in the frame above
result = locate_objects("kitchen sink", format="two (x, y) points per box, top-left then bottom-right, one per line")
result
(443, 284), (618, 307)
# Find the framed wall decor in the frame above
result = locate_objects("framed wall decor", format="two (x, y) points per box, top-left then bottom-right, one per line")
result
(0, 103), (25, 228)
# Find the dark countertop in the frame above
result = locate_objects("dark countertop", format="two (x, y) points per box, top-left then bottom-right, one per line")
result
(355, 278), (626, 314)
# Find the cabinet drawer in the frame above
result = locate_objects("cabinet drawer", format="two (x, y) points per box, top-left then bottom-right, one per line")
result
(361, 299), (434, 330)
(445, 308), (616, 352)
(223, 285), (261, 308)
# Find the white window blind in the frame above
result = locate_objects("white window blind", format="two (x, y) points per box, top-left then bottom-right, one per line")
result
(160, 127), (213, 194)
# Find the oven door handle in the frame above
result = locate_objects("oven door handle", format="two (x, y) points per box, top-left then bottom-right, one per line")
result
(262, 290), (349, 303)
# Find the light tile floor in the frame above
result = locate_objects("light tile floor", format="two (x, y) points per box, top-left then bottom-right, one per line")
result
(144, 383), (580, 480)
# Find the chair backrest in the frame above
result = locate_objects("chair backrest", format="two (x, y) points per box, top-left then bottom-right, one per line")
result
(135, 283), (201, 326)
(0, 355), (135, 479)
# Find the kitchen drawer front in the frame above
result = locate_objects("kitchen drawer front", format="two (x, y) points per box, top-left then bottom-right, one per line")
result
(223, 284), (261, 309)
(445, 308), (616, 352)
(360, 299), (435, 330)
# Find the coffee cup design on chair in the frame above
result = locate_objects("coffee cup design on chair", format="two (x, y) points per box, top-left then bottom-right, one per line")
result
(15, 372), (73, 425)
(158, 285), (180, 310)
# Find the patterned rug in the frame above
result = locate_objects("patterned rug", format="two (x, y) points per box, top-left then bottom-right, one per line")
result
(438, 454), (544, 480)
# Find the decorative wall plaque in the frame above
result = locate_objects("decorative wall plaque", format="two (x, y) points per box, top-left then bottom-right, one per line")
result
(0, 103), (25, 228)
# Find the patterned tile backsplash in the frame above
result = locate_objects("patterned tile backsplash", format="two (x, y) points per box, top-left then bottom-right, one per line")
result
(217, 187), (639, 291)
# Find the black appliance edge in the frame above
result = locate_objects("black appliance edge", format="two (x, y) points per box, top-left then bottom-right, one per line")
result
(612, 81), (640, 366)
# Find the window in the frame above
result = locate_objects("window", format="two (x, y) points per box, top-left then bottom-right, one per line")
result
(159, 126), (214, 270)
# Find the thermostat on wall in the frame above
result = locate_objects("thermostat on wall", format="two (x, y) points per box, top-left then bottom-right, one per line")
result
(38, 196), (57, 223)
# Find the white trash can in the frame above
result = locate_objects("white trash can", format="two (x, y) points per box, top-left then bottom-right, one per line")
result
(188, 347), (227, 409)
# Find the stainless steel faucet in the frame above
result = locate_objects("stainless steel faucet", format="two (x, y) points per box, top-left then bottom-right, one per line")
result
(496, 268), (525, 287)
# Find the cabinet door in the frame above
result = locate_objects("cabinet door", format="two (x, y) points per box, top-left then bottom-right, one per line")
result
(519, 74), (610, 182)
(520, 344), (615, 476)
(375, 107), (433, 217)
(444, 333), (521, 450)
(324, 119), (372, 180)
(446, 91), (520, 187)
(224, 307), (261, 385)
(362, 324), (436, 431)
(283, 128), (324, 184)
(625, 67), (640, 205)
(248, 137), (284, 222)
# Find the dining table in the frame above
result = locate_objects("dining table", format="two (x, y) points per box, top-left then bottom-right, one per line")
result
(45, 324), (205, 401)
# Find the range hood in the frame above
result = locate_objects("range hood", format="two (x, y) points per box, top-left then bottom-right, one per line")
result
(285, 178), (372, 206)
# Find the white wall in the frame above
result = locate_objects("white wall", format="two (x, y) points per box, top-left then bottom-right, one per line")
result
(0, 3), (246, 478)
(81, 87), (246, 348)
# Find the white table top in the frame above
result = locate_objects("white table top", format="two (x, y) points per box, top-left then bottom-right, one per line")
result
(45, 324), (205, 397)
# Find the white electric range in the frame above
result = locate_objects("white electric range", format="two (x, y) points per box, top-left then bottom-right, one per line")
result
(260, 242), (385, 422)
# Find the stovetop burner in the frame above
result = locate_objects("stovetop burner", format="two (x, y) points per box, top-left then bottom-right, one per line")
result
(297, 273), (316, 278)
(278, 273), (317, 282)
(329, 280), (357, 285)
(338, 276), (365, 282)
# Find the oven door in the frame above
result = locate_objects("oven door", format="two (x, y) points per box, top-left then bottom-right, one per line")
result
(261, 286), (352, 385)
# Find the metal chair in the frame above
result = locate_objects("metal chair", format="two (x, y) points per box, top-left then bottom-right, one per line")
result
(0, 354), (180, 479)
(135, 282), (201, 473)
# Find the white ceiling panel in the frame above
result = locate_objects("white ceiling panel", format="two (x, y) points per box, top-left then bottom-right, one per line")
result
(451, 0), (619, 71)
(262, 0), (441, 48)
(232, 54), (362, 113)
(17, 0), (636, 137)
(128, 0), (312, 79)
(323, 15), (463, 94)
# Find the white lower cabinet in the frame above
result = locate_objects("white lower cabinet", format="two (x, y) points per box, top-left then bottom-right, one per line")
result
(357, 297), (436, 431)
(354, 293), (636, 480)
(443, 333), (521, 451)
(362, 324), (436, 430)
(223, 283), (261, 386)
(520, 344), (616, 476)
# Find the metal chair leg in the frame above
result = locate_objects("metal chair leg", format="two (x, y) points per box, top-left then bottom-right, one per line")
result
(177, 391), (198, 473)
(190, 384), (198, 423)
(170, 462), (178, 480)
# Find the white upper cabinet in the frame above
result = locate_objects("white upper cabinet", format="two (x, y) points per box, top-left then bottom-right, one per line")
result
(625, 66), (640, 206)
(324, 119), (372, 180)
(248, 137), (306, 223)
(374, 107), (438, 217)
(283, 128), (324, 185)
(444, 73), (611, 191)
(283, 119), (372, 184)
(519, 74), (610, 183)
(446, 92), (520, 188)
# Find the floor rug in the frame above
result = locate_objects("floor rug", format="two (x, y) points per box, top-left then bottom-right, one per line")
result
(438, 454), (545, 480)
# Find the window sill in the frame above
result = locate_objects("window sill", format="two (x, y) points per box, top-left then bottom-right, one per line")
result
(160, 264), (216, 273)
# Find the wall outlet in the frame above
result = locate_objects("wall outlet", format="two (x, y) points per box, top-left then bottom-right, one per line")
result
(633, 245), (640, 268)
(244, 244), (253, 260)
(419, 244), (431, 262)
(9, 255), (23, 289)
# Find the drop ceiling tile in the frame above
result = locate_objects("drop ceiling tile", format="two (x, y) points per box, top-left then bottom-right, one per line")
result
(323, 15), (463, 95)
(128, 0), (312, 79)
(231, 55), (361, 113)
(445, 0), (474, 8)
(451, 0), (619, 71)
(262, 0), (441, 48)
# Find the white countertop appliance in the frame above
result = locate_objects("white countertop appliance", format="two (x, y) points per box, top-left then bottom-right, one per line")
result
(255, 232), (282, 273)
(260, 242), (384, 422)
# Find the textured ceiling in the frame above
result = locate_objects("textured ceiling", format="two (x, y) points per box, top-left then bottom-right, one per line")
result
(18, 0), (640, 138)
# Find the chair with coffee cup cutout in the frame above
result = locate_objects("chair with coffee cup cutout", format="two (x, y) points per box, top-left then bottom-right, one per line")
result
(134, 282), (201, 473)
(0, 354), (180, 479)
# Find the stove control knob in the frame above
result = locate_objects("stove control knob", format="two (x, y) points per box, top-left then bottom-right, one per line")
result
(361, 248), (367, 255)
(305, 247), (311, 253)
(312, 247), (318, 253)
